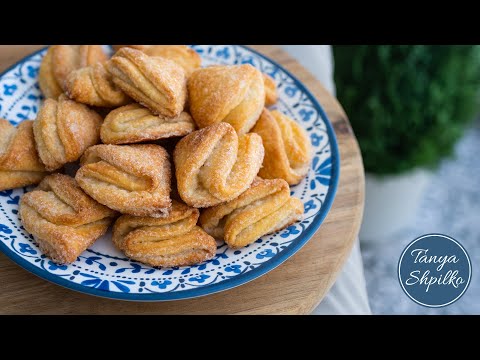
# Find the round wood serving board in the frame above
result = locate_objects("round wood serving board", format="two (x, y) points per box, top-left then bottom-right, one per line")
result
(0, 45), (365, 315)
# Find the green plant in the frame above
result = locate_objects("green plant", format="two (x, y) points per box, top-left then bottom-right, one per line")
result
(333, 45), (480, 175)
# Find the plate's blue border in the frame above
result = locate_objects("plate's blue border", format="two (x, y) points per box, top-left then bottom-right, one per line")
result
(0, 45), (340, 301)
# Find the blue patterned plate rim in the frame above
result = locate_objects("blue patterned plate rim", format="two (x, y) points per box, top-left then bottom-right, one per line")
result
(0, 45), (340, 301)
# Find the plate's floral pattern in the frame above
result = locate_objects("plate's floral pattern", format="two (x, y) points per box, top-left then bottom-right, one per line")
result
(0, 45), (339, 300)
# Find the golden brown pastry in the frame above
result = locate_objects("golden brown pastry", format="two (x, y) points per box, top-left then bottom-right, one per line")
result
(76, 144), (171, 217)
(263, 73), (278, 106)
(252, 109), (312, 185)
(0, 120), (48, 191)
(65, 62), (131, 107)
(174, 122), (264, 208)
(19, 174), (116, 264)
(100, 103), (195, 145)
(112, 45), (150, 52)
(33, 95), (102, 171)
(113, 201), (216, 268)
(107, 48), (187, 118)
(188, 64), (265, 135)
(113, 45), (201, 76)
(38, 48), (63, 99)
(200, 178), (304, 249)
(39, 45), (108, 99)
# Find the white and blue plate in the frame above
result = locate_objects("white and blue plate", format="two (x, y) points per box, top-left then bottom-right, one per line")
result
(0, 45), (340, 301)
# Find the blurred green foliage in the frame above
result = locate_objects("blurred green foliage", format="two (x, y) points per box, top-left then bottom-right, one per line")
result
(333, 45), (480, 175)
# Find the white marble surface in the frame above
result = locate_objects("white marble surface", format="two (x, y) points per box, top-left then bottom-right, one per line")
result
(362, 119), (480, 314)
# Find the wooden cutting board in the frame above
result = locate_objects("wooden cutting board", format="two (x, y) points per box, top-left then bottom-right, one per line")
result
(0, 45), (365, 314)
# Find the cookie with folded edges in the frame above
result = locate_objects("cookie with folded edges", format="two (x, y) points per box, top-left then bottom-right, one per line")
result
(113, 45), (201, 77)
(188, 64), (265, 135)
(113, 201), (216, 268)
(20, 174), (116, 264)
(33, 95), (102, 171)
(39, 45), (108, 99)
(174, 122), (264, 208)
(252, 109), (312, 185)
(100, 103), (195, 145)
(76, 144), (172, 217)
(65, 62), (131, 108)
(0, 120), (49, 191)
(107, 48), (187, 118)
(112, 45), (149, 52)
(263, 73), (278, 106)
(200, 178), (304, 249)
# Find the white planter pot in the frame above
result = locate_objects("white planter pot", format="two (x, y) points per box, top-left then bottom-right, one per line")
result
(359, 168), (433, 244)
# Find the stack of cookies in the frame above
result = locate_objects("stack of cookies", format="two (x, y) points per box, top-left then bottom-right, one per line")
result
(0, 45), (313, 267)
